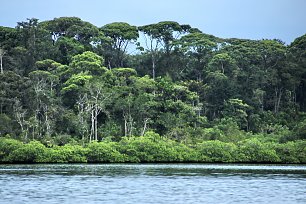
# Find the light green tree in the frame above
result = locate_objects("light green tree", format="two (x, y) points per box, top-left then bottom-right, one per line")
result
(222, 98), (250, 129)
(69, 51), (107, 75)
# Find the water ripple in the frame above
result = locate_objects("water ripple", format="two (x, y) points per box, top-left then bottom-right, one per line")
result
(0, 164), (305, 204)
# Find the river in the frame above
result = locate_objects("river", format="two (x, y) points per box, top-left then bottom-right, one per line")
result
(0, 164), (305, 204)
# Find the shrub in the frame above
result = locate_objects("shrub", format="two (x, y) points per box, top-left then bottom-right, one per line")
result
(294, 140), (306, 163)
(173, 143), (199, 162)
(46, 144), (88, 163)
(8, 141), (48, 163)
(237, 138), (281, 163)
(0, 137), (23, 162)
(195, 140), (238, 162)
(119, 132), (183, 162)
(87, 141), (125, 163)
(119, 136), (158, 162)
(275, 142), (300, 163)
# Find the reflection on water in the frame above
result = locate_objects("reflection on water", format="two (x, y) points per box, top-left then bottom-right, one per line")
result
(0, 164), (305, 204)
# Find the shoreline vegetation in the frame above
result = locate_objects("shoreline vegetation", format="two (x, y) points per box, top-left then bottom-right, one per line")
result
(1, 132), (305, 164)
(0, 17), (306, 164)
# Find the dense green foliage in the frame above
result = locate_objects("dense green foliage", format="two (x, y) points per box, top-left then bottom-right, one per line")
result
(0, 134), (305, 163)
(0, 17), (306, 163)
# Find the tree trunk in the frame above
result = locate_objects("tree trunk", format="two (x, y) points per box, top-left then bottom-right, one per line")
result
(14, 100), (28, 140)
(152, 54), (156, 81)
(123, 112), (133, 136)
(25, 126), (28, 141)
(35, 99), (42, 139)
(0, 55), (3, 74)
(94, 106), (98, 141)
(90, 109), (94, 142)
(77, 95), (88, 142)
(128, 115), (133, 136)
(0, 48), (5, 74)
(16, 119), (24, 137)
(221, 62), (224, 74)
(108, 59), (112, 69)
(43, 105), (51, 136)
(274, 87), (283, 114)
(124, 116), (127, 137)
(141, 118), (149, 136)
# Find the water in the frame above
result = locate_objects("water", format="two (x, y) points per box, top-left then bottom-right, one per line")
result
(0, 164), (305, 204)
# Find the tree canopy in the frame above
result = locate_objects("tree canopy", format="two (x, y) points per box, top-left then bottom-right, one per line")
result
(0, 17), (305, 163)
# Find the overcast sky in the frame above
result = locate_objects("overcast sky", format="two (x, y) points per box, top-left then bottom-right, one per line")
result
(1, 0), (305, 44)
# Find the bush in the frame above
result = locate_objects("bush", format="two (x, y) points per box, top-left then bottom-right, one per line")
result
(8, 141), (48, 163)
(46, 144), (88, 163)
(275, 142), (300, 163)
(195, 140), (238, 162)
(1, 137), (303, 164)
(119, 136), (161, 162)
(119, 132), (183, 162)
(294, 140), (306, 163)
(237, 138), (280, 163)
(173, 143), (198, 162)
(0, 137), (23, 162)
(87, 141), (125, 163)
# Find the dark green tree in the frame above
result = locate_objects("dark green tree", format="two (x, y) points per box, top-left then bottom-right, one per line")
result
(100, 22), (139, 68)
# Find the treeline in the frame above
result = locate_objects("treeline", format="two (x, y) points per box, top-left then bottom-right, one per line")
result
(0, 17), (306, 159)
(1, 132), (305, 163)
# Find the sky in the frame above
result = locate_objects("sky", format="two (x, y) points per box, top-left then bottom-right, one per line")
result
(1, 0), (306, 44)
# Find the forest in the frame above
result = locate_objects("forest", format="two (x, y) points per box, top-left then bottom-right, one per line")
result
(0, 17), (305, 163)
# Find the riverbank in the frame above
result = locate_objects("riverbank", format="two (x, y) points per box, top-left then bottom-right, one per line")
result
(0, 132), (305, 164)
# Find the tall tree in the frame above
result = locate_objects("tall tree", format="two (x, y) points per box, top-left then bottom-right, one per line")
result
(39, 17), (99, 46)
(138, 21), (191, 80)
(29, 70), (59, 138)
(100, 22), (139, 68)
(178, 32), (218, 80)
(68, 51), (107, 76)
(84, 79), (112, 141)
(289, 34), (306, 111)
(39, 17), (99, 64)
(15, 18), (56, 74)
